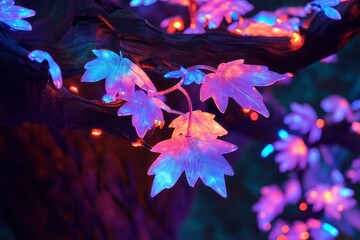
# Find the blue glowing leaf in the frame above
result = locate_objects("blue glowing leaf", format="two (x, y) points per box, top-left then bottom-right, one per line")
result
(129, 0), (157, 7)
(323, 6), (341, 19)
(28, 50), (63, 89)
(118, 90), (169, 138)
(0, 2), (35, 31)
(81, 50), (156, 98)
(169, 110), (228, 138)
(148, 134), (237, 197)
(200, 60), (285, 116)
(164, 66), (205, 85)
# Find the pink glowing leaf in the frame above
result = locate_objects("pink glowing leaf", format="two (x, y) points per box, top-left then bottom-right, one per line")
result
(200, 60), (285, 116)
(253, 185), (286, 231)
(0, 1), (35, 31)
(284, 178), (301, 204)
(321, 95), (354, 123)
(284, 102), (322, 143)
(28, 50), (63, 89)
(274, 135), (308, 172)
(346, 158), (360, 184)
(81, 50), (156, 98)
(169, 110), (228, 138)
(197, 0), (253, 29)
(306, 184), (356, 220)
(148, 134), (237, 197)
(118, 90), (170, 138)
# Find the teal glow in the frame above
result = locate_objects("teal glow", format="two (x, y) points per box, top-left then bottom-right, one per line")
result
(322, 223), (339, 237)
(278, 129), (289, 139)
(261, 144), (274, 158)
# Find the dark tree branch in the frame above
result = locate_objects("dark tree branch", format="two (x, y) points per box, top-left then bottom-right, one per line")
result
(1, 0), (359, 145)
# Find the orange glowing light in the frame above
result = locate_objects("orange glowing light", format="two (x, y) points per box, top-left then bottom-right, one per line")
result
(286, 72), (294, 77)
(300, 232), (309, 240)
(173, 21), (182, 29)
(91, 128), (103, 136)
(281, 225), (290, 233)
(291, 32), (303, 47)
(316, 119), (325, 128)
(69, 86), (79, 94)
(337, 204), (344, 212)
(324, 191), (332, 203)
(310, 191), (317, 198)
(250, 112), (259, 121)
(276, 19), (282, 23)
(132, 139), (144, 147)
(154, 120), (165, 129)
(276, 235), (288, 240)
(242, 108), (250, 113)
(235, 28), (243, 35)
(299, 202), (308, 211)
(292, 140), (307, 155)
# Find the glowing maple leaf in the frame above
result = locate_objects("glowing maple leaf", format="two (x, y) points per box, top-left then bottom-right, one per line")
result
(148, 134), (237, 197)
(169, 110), (228, 138)
(81, 50), (156, 98)
(0, 0), (35, 31)
(118, 90), (170, 138)
(200, 60), (285, 117)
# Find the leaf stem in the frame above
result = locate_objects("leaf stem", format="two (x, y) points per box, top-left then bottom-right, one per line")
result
(186, 65), (217, 73)
(148, 81), (183, 97)
(177, 85), (193, 136)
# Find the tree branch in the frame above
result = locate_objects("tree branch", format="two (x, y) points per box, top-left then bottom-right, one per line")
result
(1, 0), (359, 145)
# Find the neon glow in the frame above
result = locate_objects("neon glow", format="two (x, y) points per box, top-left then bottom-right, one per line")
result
(261, 144), (274, 158)
(28, 50), (63, 89)
(91, 128), (103, 136)
(322, 223), (339, 237)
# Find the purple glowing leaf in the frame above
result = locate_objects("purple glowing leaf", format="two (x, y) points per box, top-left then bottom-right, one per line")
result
(331, 169), (345, 184)
(200, 60), (285, 116)
(197, 0), (253, 29)
(306, 184), (356, 220)
(287, 221), (309, 240)
(81, 50), (156, 98)
(164, 66), (205, 85)
(284, 178), (301, 204)
(169, 110), (228, 138)
(148, 134), (237, 197)
(284, 102), (322, 143)
(28, 50), (63, 89)
(321, 95), (354, 123)
(253, 185), (286, 231)
(0, 1), (35, 31)
(320, 54), (338, 63)
(274, 135), (308, 172)
(346, 158), (360, 184)
(268, 220), (288, 240)
(118, 90), (169, 138)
